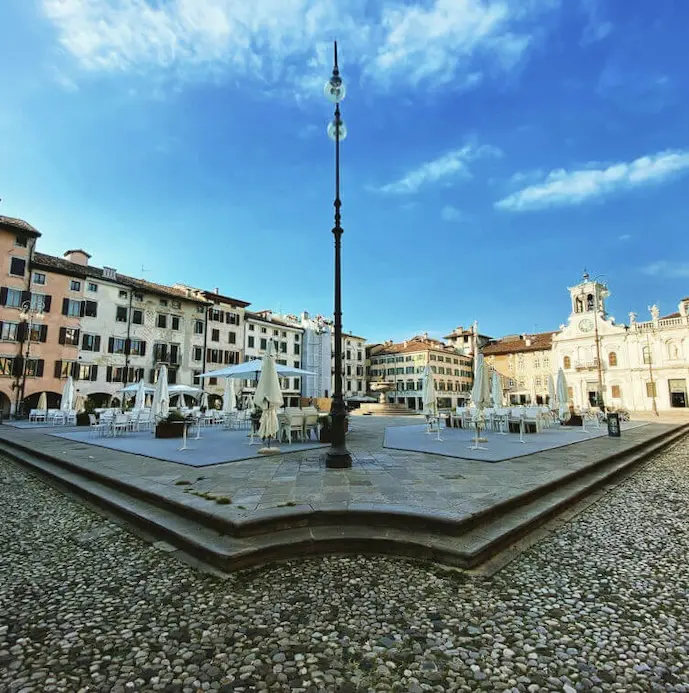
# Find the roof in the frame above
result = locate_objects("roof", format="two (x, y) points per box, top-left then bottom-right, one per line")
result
(340, 333), (367, 342)
(660, 312), (681, 320)
(0, 215), (41, 237)
(64, 249), (92, 258)
(370, 336), (471, 360)
(33, 252), (209, 302)
(443, 326), (491, 340)
(201, 289), (250, 308)
(482, 331), (557, 356)
(245, 311), (305, 330)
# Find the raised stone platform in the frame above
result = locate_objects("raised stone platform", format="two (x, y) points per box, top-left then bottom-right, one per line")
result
(354, 402), (417, 416)
(0, 417), (685, 572)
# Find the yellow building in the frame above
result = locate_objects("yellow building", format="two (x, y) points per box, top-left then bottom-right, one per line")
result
(482, 332), (556, 405)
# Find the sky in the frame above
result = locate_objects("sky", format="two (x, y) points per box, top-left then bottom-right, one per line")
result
(0, 0), (687, 344)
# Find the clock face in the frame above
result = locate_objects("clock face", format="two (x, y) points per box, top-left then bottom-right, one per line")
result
(578, 319), (594, 333)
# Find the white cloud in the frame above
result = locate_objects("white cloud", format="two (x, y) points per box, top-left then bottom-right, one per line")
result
(496, 149), (689, 211)
(41, 0), (558, 92)
(441, 205), (466, 222)
(377, 143), (501, 195)
(618, 234), (631, 241)
(580, 0), (612, 45)
(643, 262), (689, 279)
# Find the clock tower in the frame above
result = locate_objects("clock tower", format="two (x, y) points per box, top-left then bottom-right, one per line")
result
(569, 271), (609, 328)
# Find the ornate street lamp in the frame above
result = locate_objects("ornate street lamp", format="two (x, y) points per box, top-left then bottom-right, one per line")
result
(324, 41), (352, 468)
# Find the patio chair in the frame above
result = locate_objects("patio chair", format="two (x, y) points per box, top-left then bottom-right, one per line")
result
(88, 414), (107, 437)
(29, 409), (46, 423)
(277, 413), (290, 443)
(303, 413), (319, 440)
(112, 413), (129, 437)
(287, 413), (304, 443)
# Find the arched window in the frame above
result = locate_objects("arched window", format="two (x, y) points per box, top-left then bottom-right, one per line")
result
(575, 297), (584, 313)
(563, 356), (571, 369)
(608, 352), (618, 367)
(586, 294), (594, 311)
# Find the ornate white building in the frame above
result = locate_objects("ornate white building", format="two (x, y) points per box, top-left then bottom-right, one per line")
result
(551, 274), (689, 412)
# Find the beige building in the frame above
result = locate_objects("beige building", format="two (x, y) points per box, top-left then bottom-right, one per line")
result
(482, 332), (556, 405)
(334, 332), (366, 399)
(367, 334), (473, 410)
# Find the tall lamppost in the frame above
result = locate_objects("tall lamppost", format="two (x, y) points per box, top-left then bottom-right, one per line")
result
(583, 272), (608, 412)
(644, 328), (659, 417)
(14, 299), (44, 417)
(324, 41), (352, 468)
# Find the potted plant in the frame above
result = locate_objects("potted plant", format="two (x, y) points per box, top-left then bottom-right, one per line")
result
(155, 410), (188, 439)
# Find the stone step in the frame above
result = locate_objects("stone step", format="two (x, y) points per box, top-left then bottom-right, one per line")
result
(1, 424), (686, 572)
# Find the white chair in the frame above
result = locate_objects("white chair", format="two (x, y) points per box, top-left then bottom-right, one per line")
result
(287, 413), (304, 443)
(303, 413), (319, 440)
(88, 414), (107, 437)
(112, 414), (129, 437)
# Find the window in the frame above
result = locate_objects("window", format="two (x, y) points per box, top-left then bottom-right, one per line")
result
(157, 314), (167, 329)
(133, 291), (143, 301)
(112, 306), (127, 322)
(10, 257), (26, 277)
(273, 329), (279, 336)
(119, 290), (128, 299)
(59, 327), (80, 346)
(196, 305), (205, 314)
(294, 361), (300, 368)
(608, 352), (618, 367)
(260, 338), (267, 350)
(1, 322), (18, 341)
(172, 300), (181, 309)
(193, 371), (201, 386)
(87, 282), (98, 292)
(642, 346), (652, 365)
(248, 324), (255, 331)
(294, 334), (300, 342)
(535, 376), (542, 387)
(132, 309), (143, 325)
(14, 235), (28, 248)
(159, 298), (168, 307)
(294, 343), (300, 355)
(543, 356), (550, 368)
(79, 364), (98, 381)
(130, 339), (146, 356)
(0, 356), (15, 376)
(563, 356), (571, 369)
(209, 308), (223, 322)
(25, 359), (44, 377)
(70, 280), (81, 292)
(65, 299), (81, 317)
(248, 336), (255, 348)
(207, 348), (222, 364)
(261, 327), (267, 334)
(193, 346), (203, 361)
(611, 385), (621, 398)
(228, 331), (236, 344)
(81, 334), (101, 352)
(30, 293), (47, 312)
(171, 316), (180, 331)
(83, 300), (97, 317)
(32, 272), (46, 285)
(534, 357), (540, 369)
(194, 320), (204, 335)
(227, 312), (239, 325)
(5, 289), (22, 308)
(279, 342), (287, 353)
(646, 382), (657, 397)
(55, 361), (76, 379)
(211, 329), (220, 342)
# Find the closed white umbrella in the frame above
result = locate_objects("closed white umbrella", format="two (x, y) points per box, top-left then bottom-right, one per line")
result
(254, 341), (283, 452)
(547, 374), (556, 409)
(223, 378), (236, 413)
(152, 365), (170, 421)
(60, 377), (74, 411)
(134, 379), (146, 410)
(37, 391), (47, 412)
(491, 370), (503, 408)
(74, 393), (85, 413)
(421, 365), (437, 416)
(469, 354), (491, 449)
(200, 392), (209, 409)
(556, 368), (569, 420)
(178, 393), (188, 409)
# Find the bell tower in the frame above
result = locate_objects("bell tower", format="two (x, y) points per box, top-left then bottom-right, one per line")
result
(569, 271), (609, 318)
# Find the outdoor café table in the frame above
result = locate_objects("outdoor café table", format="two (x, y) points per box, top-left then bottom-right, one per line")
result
(172, 420), (195, 451)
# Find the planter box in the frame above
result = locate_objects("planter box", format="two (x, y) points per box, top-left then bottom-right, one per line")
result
(155, 422), (185, 439)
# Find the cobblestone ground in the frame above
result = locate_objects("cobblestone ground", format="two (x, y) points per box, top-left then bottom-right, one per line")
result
(1, 441), (688, 693)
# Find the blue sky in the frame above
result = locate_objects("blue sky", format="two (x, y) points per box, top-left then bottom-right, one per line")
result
(1, 0), (687, 343)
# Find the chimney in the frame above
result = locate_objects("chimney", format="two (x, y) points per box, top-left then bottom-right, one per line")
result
(64, 249), (91, 266)
(214, 287), (219, 294)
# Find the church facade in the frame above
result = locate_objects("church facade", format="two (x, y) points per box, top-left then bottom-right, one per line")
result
(551, 275), (689, 412)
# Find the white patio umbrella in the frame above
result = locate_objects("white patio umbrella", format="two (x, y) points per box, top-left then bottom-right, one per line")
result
(469, 354), (491, 449)
(74, 393), (85, 413)
(200, 392), (209, 409)
(151, 365), (170, 421)
(134, 379), (146, 410)
(547, 374), (556, 409)
(60, 376), (74, 411)
(491, 370), (503, 408)
(254, 342), (283, 453)
(37, 392), (47, 412)
(556, 368), (569, 421)
(199, 359), (314, 380)
(223, 378), (237, 413)
(421, 365), (437, 416)
(178, 393), (188, 409)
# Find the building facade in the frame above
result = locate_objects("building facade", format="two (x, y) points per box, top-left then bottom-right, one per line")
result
(367, 334), (473, 410)
(334, 331), (367, 399)
(551, 275), (689, 412)
(482, 332), (556, 405)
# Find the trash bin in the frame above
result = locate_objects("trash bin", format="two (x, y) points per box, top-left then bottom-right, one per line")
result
(607, 412), (621, 437)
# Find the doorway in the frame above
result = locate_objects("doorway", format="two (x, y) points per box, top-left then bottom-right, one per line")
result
(669, 379), (687, 408)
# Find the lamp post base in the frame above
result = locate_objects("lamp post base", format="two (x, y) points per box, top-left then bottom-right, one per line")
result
(325, 447), (352, 468)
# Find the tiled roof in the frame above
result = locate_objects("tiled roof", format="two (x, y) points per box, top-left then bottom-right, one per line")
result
(245, 311), (305, 330)
(481, 331), (557, 356)
(660, 312), (681, 320)
(33, 252), (209, 302)
(201, 289), (250, 308)
(0, 215), (41, 237)
(370, 337), (470, 359)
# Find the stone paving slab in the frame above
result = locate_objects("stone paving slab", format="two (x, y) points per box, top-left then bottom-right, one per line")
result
(50, 427), (328, 466)
(0, 416), (681, 531)
(384, 420), (647, 461)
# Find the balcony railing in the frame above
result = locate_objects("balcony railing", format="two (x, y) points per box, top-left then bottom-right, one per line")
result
(634, 316), (688, 331)
(575, 359), (600, 371)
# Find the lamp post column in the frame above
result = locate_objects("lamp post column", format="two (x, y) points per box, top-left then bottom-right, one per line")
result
(324, 41), (352, 469)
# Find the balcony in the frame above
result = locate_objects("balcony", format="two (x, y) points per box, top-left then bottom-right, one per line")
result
(575, 359), (600, 371)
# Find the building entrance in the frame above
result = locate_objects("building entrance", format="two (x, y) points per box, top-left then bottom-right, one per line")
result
(669, 379), (687, 408)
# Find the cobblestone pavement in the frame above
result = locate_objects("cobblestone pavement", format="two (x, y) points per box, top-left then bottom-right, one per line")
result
(1, 441), (688, 693)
